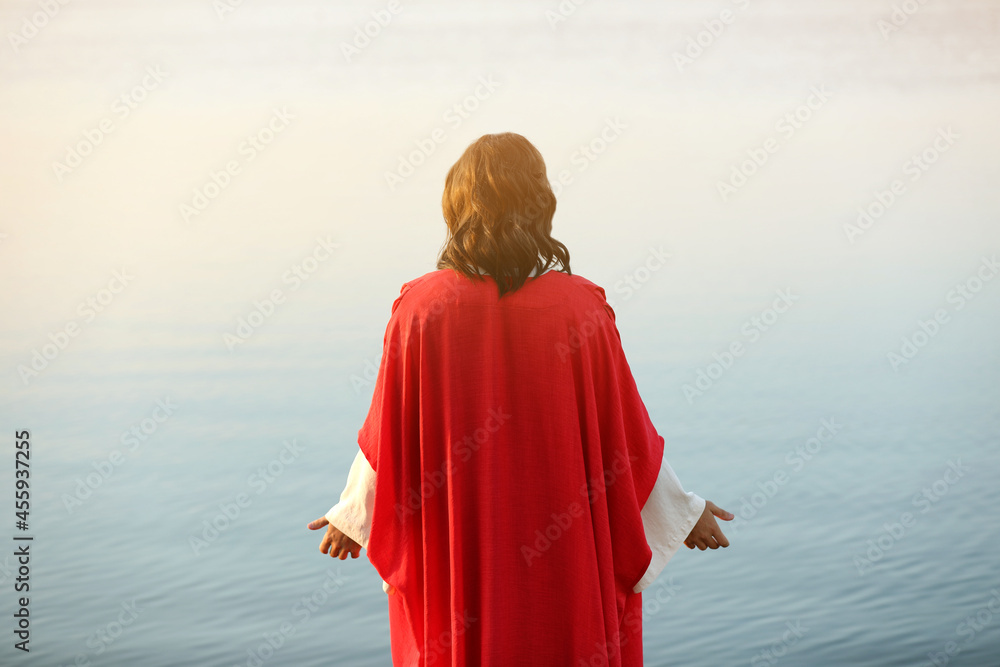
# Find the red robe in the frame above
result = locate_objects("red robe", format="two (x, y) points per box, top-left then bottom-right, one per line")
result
(358, 268), (664, 666)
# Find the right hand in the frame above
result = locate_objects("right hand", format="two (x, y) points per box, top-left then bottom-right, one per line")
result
(684, 500), (733, 550)
(307, 516), (363, 560)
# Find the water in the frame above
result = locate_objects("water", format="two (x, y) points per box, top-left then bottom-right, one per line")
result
(1, 0), (999, 665)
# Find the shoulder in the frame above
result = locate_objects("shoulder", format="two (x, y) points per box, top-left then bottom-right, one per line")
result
(390, 269), (464, 314)
(389, 269), (616, 321)
(549, 272), (609, 303)
(542, 272), (617, 322)
(402, 269), (468, 297)
(398, 269), (446, 294)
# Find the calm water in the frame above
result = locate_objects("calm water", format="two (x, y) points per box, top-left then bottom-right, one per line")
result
(1, 0), (999, 665)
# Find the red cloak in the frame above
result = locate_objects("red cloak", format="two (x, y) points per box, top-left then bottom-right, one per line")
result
(358, 268), (664, 666)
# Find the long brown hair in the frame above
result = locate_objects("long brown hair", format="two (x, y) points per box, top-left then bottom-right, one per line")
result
(436, 133), (571, 298)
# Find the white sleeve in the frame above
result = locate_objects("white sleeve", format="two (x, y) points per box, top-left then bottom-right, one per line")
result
(325, 449), (393, 594)
(325, 449), (376, 548)
(632, 455), (706, 593)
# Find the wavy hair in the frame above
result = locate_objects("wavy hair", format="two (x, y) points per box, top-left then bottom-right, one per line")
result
(436, 133), (571, 298)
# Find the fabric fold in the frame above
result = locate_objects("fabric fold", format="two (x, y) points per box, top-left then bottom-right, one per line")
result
(346, 268), (692, 666)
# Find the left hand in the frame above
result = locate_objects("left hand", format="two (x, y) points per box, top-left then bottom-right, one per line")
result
(308, 516), (362, 560)
(683, 500), (734, 550)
